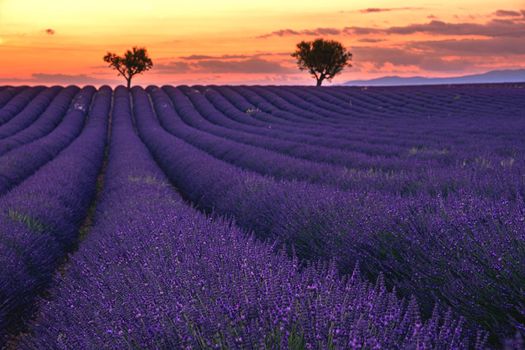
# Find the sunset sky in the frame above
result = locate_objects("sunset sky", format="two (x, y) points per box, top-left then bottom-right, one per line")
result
(0, 0), (524, 86)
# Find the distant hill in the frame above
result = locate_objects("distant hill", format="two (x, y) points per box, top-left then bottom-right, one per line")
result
(344, 69), (525, 86)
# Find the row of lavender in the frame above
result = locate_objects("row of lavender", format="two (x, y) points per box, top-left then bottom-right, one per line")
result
(19, 87), (479, 349)
(139, 84), (524, 342)
(0, 86), (111, 341)
(0, 87), (97, 195)
(0, 87), (44, 124)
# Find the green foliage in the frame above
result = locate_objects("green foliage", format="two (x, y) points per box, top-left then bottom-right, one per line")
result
(103, 47), (153, 89)
(288, 326), (307, 350)
(8, 209), (47, 232)
(291, 38), (352, 86)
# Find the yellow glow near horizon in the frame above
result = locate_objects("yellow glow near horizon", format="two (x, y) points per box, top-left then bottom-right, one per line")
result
(0, 0), (524, 85)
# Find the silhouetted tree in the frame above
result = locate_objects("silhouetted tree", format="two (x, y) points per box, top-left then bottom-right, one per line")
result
(292, 39), (352, 86)
(103, 47), (153, 89)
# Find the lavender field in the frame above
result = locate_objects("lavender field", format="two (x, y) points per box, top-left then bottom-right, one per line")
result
(0, 84), (524, 349)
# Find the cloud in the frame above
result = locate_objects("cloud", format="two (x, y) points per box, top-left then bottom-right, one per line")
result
(257, 27), (341, 39)
(345, 19), (525, 37)
(301, 28), (341, 36)
(348, 36), (525, 72)
(407, 37), (525, 55)
(358, 7), (423, 14)
(260, 17), (525, 39)
(0, 73), (118, 85)
(154, 58), (294, 75)
(195, 58), (294, 74)
(352, 46), (478, 72)
(44, 28), (55, 35)
(494, 10), (523, 17)
(360, 8), (390, 13)
(155, 61), (193, 73)
(352, 47), (423, 68)
(32, 73), (116, 85)
(395, 19), (525, 37)
(179, 54), (253, 60)
(357, 38), (385, 43)
(257, 29), (301, 39)
(0, 77), (28, 83)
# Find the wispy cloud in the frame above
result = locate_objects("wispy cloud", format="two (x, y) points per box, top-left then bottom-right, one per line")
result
(407, 37), (525, 55)
(155, 61), (193, 74)
(0, 73), (118, 85)
(258, 17), (525, 39)
(350, 34), (525, 73)
(179, 54), (253, 60)
(346, 19), (525, 37)
(494, 9), (523, 17)
(32, 73), (118, 85)
(358, 7), (424, 14)
(353, 46), (477, 72)
(257, 27), (341, 39)
(357, 38), (385, 43)
(155, 58), (294, 74)
(196, 58), (293, 74)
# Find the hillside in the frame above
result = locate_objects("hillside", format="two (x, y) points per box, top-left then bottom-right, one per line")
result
(345, 69), (525, 86)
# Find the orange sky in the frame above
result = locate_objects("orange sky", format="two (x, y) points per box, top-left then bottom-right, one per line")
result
(0, 0), (524, 85)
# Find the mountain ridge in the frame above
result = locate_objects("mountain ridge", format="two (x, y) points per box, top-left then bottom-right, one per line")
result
(344, 69), (525, 86)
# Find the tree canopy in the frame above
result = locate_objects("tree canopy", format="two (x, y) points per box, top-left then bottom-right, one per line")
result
(292, 38), (352, 86)
(103, 47), (153, 89)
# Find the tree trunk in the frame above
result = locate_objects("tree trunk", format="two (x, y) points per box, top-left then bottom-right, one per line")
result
(316, 76), (324, 86)
(126, 77), (132, 90)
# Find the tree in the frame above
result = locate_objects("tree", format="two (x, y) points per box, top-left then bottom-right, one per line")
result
(103, 47), (153, 89)
(292, 38), (352, 86)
